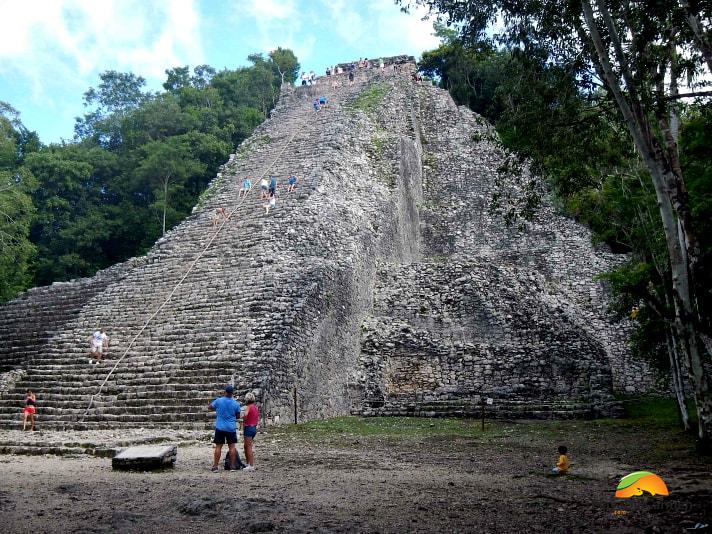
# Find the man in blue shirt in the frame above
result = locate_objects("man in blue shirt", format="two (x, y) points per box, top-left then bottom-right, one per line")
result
(209, 385), (241, 472)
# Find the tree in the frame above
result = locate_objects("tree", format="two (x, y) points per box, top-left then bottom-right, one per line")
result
(0, 168), (36, 301)
(269, 47), (300, 85)
(400, 0), (712, 450)
(75, 71), (150, 148)
(192, 65), (217, 89)
(134, 137), (207, 235)
(0, 101), (40, 163)
(120, 94), (198, 148)
(210, 61), (279, 144)
(0, 110), (36, 301)
(24, 147), (108, 283)
(163, 66), (191, 93)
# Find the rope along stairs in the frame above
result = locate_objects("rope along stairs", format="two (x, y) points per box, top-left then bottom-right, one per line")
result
(79, 81), (355, 423)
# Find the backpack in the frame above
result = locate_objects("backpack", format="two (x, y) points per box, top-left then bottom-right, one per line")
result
(224, 449), (246, 470)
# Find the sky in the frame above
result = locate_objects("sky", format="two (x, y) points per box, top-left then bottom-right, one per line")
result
(0, 0), (441, 143)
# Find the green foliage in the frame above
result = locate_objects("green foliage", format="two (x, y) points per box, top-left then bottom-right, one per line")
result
(163, 66), (191, 92)
(74, 71), (150, 147)
(680, 105), (712, 322)
(349, 83), (391, 115)
(0, 106), (38, 300)
(0, 168), (36, 301)
(287, 416), (499, 438)
(269, 47), (300, 85)
(616, 396), (698, 428)
(371, 132), (388, 158)
(25, 147), (108, 284)
(420, 33), (502, 118)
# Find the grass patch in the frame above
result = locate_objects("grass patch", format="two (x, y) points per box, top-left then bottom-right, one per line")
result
(284, 416), (501, 439)
(419, 126), (428, 145)
(601, 396), (697, 429)
(349, 83), (391, 116)
(372, 134), (388, 159)
(255, 134), (272, 146)
(422, 153), (436, 167)
(378, 171), (396, 188)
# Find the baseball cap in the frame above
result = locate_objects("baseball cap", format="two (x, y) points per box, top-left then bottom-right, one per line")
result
(225, 385), (234, 393)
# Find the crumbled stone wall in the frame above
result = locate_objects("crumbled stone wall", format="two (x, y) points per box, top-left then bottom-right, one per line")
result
(351, 80), (662, 419)
(0, 369), (26, 396)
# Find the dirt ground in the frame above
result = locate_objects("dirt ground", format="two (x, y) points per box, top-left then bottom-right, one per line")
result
(0, 415), (711, 533)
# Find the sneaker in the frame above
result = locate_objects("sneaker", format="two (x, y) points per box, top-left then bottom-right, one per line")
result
(243, 465), (255, 471)
(211, 466), (219, 472)
(89, 359), (93, 364)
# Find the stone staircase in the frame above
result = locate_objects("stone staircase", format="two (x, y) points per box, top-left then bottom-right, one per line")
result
(0, 262), (133, 373)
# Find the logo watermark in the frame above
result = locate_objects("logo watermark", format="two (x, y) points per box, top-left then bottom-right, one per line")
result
(615, 471), (669, 499)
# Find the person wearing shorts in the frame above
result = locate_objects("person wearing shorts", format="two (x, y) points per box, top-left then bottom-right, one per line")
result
(22, 390), (36, 431)
(89, 329), (109, 364)
(241, 392), (260, 470)
(287, 174), (298, 194)
(209, 385), (241, 472)
(269, 176), (277, 197)
(240, 178), (251, 199)
(259, 177), (269, 199)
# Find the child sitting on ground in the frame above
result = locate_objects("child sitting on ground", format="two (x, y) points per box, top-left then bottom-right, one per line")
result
(552, 445), (570, 474)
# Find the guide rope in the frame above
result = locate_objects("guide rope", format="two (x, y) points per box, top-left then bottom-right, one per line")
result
(80, 101), (322, 422)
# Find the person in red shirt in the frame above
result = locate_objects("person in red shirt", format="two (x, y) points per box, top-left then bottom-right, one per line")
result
(241, 392), (259, 471)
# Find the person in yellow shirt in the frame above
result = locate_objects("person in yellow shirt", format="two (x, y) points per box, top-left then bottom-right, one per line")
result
(552, 445), (570, 474)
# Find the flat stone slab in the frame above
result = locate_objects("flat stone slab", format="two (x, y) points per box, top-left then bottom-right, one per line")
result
(112, 445), (177, 470)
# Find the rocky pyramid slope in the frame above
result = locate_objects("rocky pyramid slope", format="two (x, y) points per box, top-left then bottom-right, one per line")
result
(0, 58), (658, 429)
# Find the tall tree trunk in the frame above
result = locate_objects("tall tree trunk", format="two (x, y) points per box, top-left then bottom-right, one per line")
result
(162, 177), (168, 236)
(582, 0), (712, 451)
(669, 38), (681, 143)
(667, 324), (690, 430)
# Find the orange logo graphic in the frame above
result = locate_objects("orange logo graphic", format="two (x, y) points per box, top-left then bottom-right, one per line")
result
(615, 471), (669, 498)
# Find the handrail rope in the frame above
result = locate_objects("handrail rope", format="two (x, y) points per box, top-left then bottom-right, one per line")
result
(79, 100), (330, 421)
(78, 80), (356, 421)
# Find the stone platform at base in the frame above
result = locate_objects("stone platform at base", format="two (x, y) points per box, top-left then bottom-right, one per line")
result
(0, 429), (208, 457)
(112, 445), (177, 470)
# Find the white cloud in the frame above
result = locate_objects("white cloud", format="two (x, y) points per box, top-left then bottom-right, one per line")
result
(318, 0), (439, 60)
(233, 0), (314, 63)
(244, 0), (296, 20)
(228, 0), (438, 69)
(0, 0), (204, 100)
